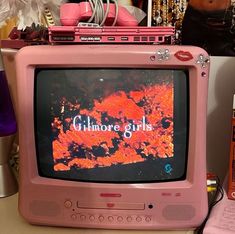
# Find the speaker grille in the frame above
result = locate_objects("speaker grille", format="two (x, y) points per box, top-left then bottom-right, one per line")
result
(162, 205), (195, 221)
(30, 200), (61, 217)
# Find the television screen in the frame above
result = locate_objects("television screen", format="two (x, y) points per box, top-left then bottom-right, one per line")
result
(35, 68), (188, 183)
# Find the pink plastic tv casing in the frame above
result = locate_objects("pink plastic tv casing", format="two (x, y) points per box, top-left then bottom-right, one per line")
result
(16, 44), (209, 230)
(60, 2), (138, 26)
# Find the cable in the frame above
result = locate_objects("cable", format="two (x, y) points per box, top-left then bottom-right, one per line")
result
(100, 0), (109, 26)
(196, 175), (224, 234)
(111, 0), (118, 26)
(85, 0), (119, 26)
(91, 0), (105, 25)
(87, 0), (98, 23)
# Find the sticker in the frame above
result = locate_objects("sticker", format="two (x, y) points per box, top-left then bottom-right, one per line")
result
(174, 51), (193, 61)
(156, 49), (170, 61)
(196, 54), (210, 68)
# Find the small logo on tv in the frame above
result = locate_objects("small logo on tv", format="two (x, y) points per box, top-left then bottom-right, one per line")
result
(164, 163), (173, 174)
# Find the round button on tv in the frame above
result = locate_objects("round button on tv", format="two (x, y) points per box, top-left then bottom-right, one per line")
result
(126, 216), (132, 222)
(136, 216), (142, 222)
(89, 215), (95, 221)
(108, 216), (114, 222)
(71, 214), (77, 220)
(117, 216), (123, 222)
(80, 214), (86, 221)
(64, 200), (72, 208)
(98, 215), (105, 222)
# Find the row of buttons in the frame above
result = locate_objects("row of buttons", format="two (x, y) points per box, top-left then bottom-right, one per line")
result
(70, 214), (152, 223)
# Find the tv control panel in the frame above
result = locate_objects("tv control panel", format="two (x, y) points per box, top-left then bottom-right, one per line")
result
(63, 199), (153, 227)
(67, 212), (152, 225)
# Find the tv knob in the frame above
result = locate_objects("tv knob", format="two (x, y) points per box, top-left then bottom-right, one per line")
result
(64, 200), (72, 208)
(136, 216), (142, 222)
(108, 216), (114, 222)
(71, 214), (77, 220)
(98, 215), (105, 222)
(126, 216), (132, 222)
(80, 214), (86, 221)
(145, 216), (151, 222)
(89, 215), (95, 221)
(117, 216), (123, 222)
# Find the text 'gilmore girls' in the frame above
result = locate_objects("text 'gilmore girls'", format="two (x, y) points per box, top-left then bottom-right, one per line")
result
(73, 115), (153, 138)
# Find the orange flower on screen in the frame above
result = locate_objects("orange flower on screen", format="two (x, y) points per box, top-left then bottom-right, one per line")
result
(52, 82), (174, 171)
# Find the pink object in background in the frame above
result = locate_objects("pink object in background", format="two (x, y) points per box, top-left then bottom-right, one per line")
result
(60, 2), (138, 26)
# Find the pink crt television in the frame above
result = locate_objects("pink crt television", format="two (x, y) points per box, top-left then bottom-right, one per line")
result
(15, 44), (209, 230)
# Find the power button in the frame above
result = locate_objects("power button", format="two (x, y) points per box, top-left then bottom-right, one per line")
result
(64, 200), (72, 208)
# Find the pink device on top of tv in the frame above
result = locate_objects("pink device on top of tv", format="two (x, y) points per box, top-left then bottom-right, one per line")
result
(48, 25), (175, 44)
(15, 44), (209, 230)
(60, 2), (139, 26)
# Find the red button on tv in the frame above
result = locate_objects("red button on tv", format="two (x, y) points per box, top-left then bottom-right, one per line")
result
(107, 203), (115, 208)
